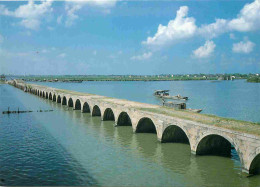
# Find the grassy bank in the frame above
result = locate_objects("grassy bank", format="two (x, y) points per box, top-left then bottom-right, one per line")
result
(11, 73), (256, 82)
(139, 107), (260, 137)
(247, 76), (260, 83)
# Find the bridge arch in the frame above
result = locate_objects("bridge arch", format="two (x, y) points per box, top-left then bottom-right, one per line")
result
(49, 92), (52, 100)
(68, 98), (73, 107)
(136, 117), (157, 134)
(195, 133), (240, 158)
(40, 91), (42, 97)
(82, 102), (90, 113)
(37, 90), (40, 96)
(57, 95), (61, 103)
(53, 94), (56, 102)
(117, 112), (132, 126)
(92, 105), (101, 116)
(45, 92), (48, 99)
(249, 153), (260, 175)
(161, 125), (190, 144)
(42, 92), (45, 98)
(75, 99), (81, 110)
(62, 96), (67, 105)
(103, 108), (115, 121)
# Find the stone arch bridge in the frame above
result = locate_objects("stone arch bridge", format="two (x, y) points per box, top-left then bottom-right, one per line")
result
(9, 80), (260, 176)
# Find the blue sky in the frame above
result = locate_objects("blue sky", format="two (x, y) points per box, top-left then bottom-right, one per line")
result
(0, 0), (260, 75)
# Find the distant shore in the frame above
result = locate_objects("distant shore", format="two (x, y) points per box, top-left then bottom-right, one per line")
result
(3, 73), (260, 83)
(247, 76), (260, 83)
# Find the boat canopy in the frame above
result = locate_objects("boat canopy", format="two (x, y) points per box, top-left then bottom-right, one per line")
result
(154, 90), (170, 94)
(154, 90), (170, 96)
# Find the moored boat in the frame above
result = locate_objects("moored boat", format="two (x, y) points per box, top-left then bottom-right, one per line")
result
(154, 90), (188, 100)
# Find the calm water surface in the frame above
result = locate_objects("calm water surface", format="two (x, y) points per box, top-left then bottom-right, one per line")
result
(0, 81), (260, 186)
(35, 79), (260, 122)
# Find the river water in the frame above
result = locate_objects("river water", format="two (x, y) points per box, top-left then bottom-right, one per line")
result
(35, 79), (260, 122)
(0, 80), (260, 186)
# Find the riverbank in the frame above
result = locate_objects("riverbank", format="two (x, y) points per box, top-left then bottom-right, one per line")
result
(7, 73), (257, 82)
(247, 76), (260, 83)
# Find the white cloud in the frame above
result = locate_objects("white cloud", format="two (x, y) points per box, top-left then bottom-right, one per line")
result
(20, 19), (40, 30)
(232, 39), (255, 54)
(144, 0), (260, 48)
(65, 3), (82, 27)
(198, 19), (228, 39)
(198, 0), (260, 38)
(131, 52), (152, 60)
(58, 53), (66, 58)
(228, 0), (260, 32)
(64, 0), (118, 27)
(192, 40), (216, 58)
(0, 0), (53, 30)
(143, 6), (197, 47)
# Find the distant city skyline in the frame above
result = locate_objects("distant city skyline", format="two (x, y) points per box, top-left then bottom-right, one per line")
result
(0, 0), (260, 75)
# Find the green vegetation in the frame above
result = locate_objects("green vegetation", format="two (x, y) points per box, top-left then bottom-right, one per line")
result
(8, 73), (259, 82)
(139, 107), (260, 137)
(247, 76), (260, 83)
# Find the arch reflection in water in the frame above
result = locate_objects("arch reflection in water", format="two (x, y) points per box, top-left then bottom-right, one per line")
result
(62, 96), (67, 105)
(57, 95), (61, 103)
(92, 105), (101, 117)
(49, 93), (52, 100)
(250, 154), (260, 175)
(82, 102), (90, 113)
(161, 125), (189, 144)
(68, 98), (73, 107)
(75, 99), (81, 110)
(136, 117), (156, 133)
(117, 112), (132, 126)
(103, 108), (115, 121)
(53, 94), (56, 102)
(196, 134), (232, 157)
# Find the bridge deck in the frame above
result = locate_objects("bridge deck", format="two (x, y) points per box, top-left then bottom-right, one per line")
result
(9, 80), (260, 175)
(32, 83), (260, 137)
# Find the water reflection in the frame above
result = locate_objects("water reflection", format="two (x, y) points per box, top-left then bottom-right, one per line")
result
(2, 84), (260, 186)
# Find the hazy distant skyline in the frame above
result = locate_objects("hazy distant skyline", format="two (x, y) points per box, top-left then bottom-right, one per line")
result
(0, 0), (260, 75)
